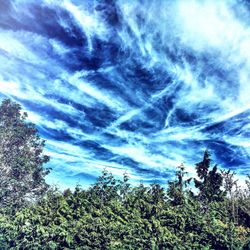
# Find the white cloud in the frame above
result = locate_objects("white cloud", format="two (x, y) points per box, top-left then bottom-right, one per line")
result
(0, 0), (249, 189)
(63, 0), (108, 51)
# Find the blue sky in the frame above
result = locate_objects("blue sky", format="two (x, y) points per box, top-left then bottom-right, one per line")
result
(0, 0), (249, 189)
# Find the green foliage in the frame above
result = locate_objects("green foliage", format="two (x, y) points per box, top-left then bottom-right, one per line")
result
(0, 99), (249, 249)
(194, 150), (226, 203)
(167, 164), (192, 205)
(0, 99), (50, 210)
(235, 175), (250, 228)
(0, 170), (248, 249)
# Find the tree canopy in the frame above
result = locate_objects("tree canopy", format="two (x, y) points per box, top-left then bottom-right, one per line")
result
(194, 150), (226, 203)
(0, 99), (50, 210)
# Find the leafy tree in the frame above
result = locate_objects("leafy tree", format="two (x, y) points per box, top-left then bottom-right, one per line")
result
(167, 164), (192, 205)
(0, 99), (50, 210)
(89, 169), (120, 205)
(236, 175), (250, 228)
(222, 170), (239, 223)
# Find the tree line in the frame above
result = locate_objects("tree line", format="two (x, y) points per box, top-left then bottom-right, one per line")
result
(0, 99), (249, 249)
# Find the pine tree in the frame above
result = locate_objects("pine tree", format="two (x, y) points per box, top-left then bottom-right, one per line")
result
(0, 99), (50, 210)
(194, 150), (225, 203)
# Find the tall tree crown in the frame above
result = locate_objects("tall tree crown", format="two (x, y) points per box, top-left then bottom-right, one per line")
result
(0, 99), (50, 209)
(194, 150), (225, 203)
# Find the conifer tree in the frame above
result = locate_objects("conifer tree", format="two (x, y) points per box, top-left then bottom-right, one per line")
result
(194, 150), (225, 203)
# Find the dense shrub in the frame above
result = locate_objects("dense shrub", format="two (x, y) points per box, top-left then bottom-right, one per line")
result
(0, 170), (249, 249)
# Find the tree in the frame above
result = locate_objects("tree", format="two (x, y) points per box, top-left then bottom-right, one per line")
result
(194, 150), (226, 203)
(167, 164), (192, 205)
(0, 167), (245, 249)
(90, 169), (120, 205)
(236, 175), (250, 228)
(0, 99), (50, 210)
(222, 170), (239, 223)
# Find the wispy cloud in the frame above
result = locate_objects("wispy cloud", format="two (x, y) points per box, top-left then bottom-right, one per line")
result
(0, 0), (249, 188)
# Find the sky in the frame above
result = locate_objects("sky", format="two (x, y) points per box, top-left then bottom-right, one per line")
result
(0, 0), (249, 189)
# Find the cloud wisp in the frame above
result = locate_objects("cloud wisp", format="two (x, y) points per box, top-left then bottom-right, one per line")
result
(0, 0), (249, 188)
